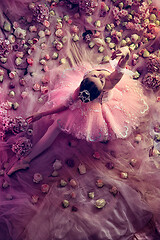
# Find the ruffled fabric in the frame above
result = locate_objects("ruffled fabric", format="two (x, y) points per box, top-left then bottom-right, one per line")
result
(0, 0), (159, 240)
(48, 64), (149, 141)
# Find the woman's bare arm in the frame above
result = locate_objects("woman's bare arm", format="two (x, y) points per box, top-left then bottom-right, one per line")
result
(26, 104), (68, 123)
(104, 47), (130, 90)
(42, 104), (68, 117)
(27, 87), (80, 123)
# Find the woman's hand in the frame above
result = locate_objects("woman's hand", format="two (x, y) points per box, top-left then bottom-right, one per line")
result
(26, 112), (43, 124)
(112, 47), (130, 68)
(111, 46), (130, 60)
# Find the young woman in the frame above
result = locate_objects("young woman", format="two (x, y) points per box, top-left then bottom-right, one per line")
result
(7, 46), (149, 175)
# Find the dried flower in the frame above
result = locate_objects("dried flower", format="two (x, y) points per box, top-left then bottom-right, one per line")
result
(55, 29), (64, 37)
(41, 184), (49, 193)
(120, 172), (128, 179)
(11, 137), (32, 158)
(60, 179), (67, 187)
(70, 179), (77, 188)
(32, 4), (49, 23)
(130, 158), (137, 167)
(79, 0), (98, 15)
(109, 186), (118, 196)
(53, 159), (62, 170)
(78, 163), (86, 174)
(88, 192), (95, 199)
(32, 83), (40, 91)
(4, 21), (11, 32)
(62, 199), (69, 208)
(93, 151), (100, 159)
(12, 102), (19, 110)
(146, 55), (160, 72)
(0, 39), (12, 58)
(14, 28), (26, 39)
(142, 73), (160, 91)
(95, 199), (106, 209)
(33, 173), (43, 183)
(2, 116), (28, 135)
(96, 179), (104, 188)
(106, 162), (114, 169)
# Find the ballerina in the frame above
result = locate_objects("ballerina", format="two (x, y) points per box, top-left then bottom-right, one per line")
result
(7, 46), (149, 175)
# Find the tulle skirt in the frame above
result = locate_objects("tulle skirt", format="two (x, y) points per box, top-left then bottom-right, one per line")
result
(48, 64), (149, 141)
(0, 0), (160, 239)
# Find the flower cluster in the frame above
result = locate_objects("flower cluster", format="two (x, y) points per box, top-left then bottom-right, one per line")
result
(124, 0), (133, 7)
(2, 116), (28, 135)
(79, 0), (98, 15)
(0, 39), (12, 58)
(11, 137), (32, 158)
(146, 55), (160, 73)
(0, 104), (7, 117)
(142, 73), (160, 91)
(13, 40), (25, 52)
(112, 7), (120, 21)
(32, 4), (49, 23)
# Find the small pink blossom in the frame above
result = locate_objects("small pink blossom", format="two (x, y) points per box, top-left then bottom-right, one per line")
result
(33, 173), (43, 183)
(119, 10), (128, 18)
(41, 184), (49, 193)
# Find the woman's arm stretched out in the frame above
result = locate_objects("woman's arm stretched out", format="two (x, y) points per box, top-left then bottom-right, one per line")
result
(27, 87), (80, 123)
(104, 46), (130, 90)
(26, 104), (68, 124)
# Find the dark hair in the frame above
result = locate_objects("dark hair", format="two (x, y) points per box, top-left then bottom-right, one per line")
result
(79, 77), (102, 102)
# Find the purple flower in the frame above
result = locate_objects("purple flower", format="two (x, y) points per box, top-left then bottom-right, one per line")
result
(0, 39), (12, 58)
(12, 137), (32, 158)
(142, 73), (160, 91)
(32, 4), (49, 23)
(146, 55), (160, 73)
(79, 0), (98, 15)
(118, 10), (128, 18)
(112, 7), (120, 21)
(2, 116), (28, 135)
(125, 0), (133, 7)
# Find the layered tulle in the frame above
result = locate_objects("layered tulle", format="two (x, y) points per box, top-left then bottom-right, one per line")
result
(0, 0), (159, 239)
(47, 64), (149, 141)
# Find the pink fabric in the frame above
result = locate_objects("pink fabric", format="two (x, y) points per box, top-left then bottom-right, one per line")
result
(48, 64), (149, 141)
(0, 0), (159, 239)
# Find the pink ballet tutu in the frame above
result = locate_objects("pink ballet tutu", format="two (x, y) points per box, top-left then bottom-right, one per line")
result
(48, 64), (149, 142)
(0, 0), (160, 239)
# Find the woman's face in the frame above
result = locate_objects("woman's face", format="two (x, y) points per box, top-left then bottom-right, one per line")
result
(84, 69), (110, 90)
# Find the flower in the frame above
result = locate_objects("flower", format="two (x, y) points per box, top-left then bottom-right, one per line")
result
(33, 173), (43, 183)
(2, 116), (28, 135)
(142, 73), (160, 91)
(79, 0), (98, 15)
(146, 55), (160, 72)
(0, 39), (12, 58)
(41, 184), (49, 193)
(112, 7), (120, 21)
(32, 4), (49, 23)
(11, 137), (32, 158)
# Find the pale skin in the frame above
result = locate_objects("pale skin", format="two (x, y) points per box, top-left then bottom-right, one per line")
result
(7, 47), (130, 175)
